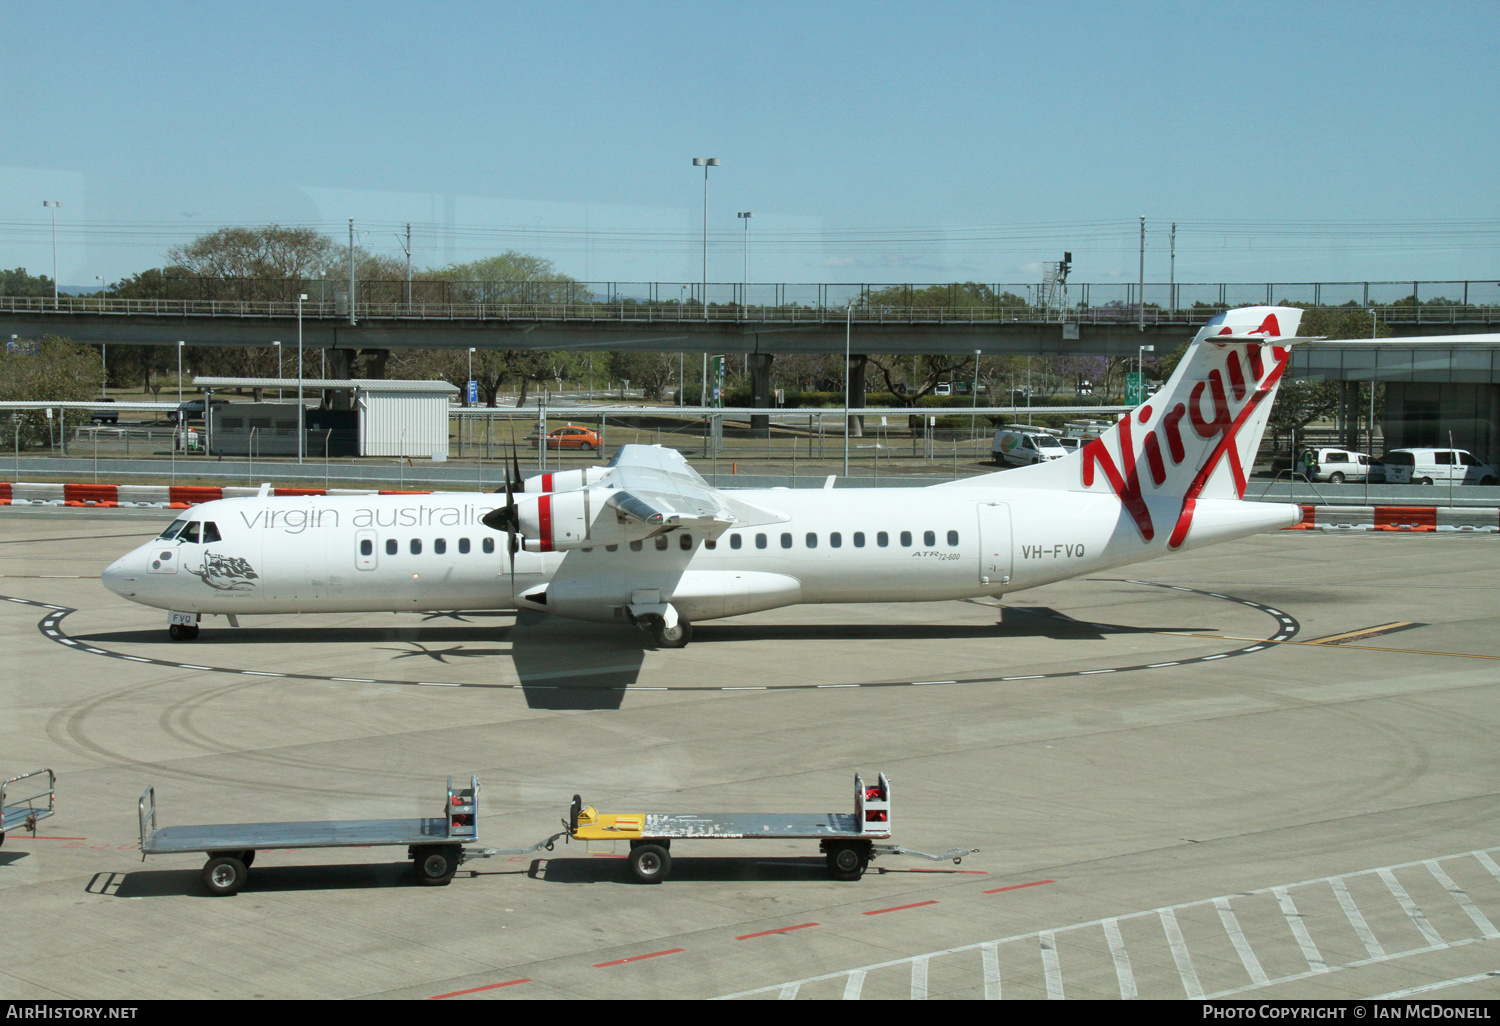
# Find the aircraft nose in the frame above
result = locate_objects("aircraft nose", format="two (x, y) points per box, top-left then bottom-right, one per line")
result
(101, 553), (138, 598)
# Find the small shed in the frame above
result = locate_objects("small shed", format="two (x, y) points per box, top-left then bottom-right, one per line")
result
(193, 378), (458, 458)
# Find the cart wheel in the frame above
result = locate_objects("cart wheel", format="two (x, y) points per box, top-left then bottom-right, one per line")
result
(0, 831), (5, 847)
(414, 846), (459, 886)
(237, 849), (256, 868)
(629, 843), (672, 884)
(826, 844), (867, 882)
(202, 856), (248, 896)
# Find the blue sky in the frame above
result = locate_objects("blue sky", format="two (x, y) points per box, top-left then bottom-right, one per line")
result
(3, 0), (1498, 291)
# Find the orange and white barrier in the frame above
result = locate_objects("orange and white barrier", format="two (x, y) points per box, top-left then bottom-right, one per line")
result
(1286, 504), (1500, 533)
(0, 482), (433, 508)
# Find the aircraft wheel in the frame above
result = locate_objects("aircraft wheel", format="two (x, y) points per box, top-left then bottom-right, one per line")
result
(237, 849), (256, 868)
(825, 843), (868, 882)
(652, 619), (692, 649)
(168, 623), (199, 641)
(414, 845), (460, 886)
(202, 855), (248, 896)
(629, 843), (672, 883)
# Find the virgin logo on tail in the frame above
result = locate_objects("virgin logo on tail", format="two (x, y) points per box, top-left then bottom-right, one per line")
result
(1081, 343), (1291, 548)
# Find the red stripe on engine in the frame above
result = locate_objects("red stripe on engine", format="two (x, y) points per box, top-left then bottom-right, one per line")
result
(542, 473), (553, 492)
(537, 494), (553, 551)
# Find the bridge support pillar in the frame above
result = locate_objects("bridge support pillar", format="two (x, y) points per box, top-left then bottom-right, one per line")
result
(748, 353), (773, 435)
(326, 349), (354, 410)
(847, 354), (867, 436)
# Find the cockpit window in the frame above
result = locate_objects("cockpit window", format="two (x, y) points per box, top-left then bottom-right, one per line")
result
(180, 522), (202, 545)
(158, 519), (188, 540)
(202, 521), (222, 544)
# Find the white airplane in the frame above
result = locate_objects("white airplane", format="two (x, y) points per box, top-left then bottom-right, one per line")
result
(103, 306), (1308, 647)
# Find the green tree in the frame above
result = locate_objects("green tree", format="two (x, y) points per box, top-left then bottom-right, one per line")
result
(0, 335), (105, 446)
(167, 225), (336, 300)
(0, 268), (55, 297)
(423, 252), (587, 304)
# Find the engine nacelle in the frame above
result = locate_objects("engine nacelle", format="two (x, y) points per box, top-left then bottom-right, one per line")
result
(521, 467), (609, 493)
(515, 489), (661, 552)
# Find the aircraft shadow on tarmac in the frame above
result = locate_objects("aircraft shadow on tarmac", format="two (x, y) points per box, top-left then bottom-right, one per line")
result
(70, 607), (1212, 713)
(0, 850), (31, 868)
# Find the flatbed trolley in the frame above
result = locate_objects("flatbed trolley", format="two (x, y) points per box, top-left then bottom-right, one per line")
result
(567, 772), (978, 883)
(1, 769), (56, 846)
(138, 775), (566, 896)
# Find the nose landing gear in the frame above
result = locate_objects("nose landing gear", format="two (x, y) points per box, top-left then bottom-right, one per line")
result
(168, 612), (200, 641)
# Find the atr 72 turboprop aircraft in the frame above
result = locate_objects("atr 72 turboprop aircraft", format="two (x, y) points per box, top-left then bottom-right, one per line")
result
(103, 306), (1308, 648)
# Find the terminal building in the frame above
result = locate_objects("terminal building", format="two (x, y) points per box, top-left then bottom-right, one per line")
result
(193, 378), (459, 459)
(1292, 335), (1500, 460)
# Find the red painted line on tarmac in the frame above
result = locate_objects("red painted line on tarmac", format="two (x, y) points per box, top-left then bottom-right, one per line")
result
(863, 900), (939, 915)
(27, 836), (87, 841)
(736, 923), (820, 940)
(429, 978), (532, 999)
(982, 879), (1056, 894)
(592, 948), (685, 968)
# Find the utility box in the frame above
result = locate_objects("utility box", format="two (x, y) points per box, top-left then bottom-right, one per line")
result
(356, 381), (459, 457)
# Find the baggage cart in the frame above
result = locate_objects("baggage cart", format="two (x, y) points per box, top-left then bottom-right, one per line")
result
(1, 769), (56, 845)
(138, 775), (564, 896)
(567, 772), (977, 883)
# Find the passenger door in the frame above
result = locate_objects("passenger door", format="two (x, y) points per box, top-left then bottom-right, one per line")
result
(977, 502), (1012, 587)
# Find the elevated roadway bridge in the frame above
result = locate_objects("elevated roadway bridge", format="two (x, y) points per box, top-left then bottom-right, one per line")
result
(3, 279), (1499, 358)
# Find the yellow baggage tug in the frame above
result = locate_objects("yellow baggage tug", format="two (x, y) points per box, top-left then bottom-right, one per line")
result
(567, 773), (977, 883)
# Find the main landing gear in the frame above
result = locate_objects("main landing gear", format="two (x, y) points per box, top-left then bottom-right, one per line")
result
(642, 616), (692, 649)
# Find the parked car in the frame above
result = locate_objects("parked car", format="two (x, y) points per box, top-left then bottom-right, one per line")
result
(168, 398), (229, 424)
(90, 398), (118, 425)
(933, 382), (953, 396)
(528, 425), (601, 450)
(1303, 447), (1375, 484)
(993, 428), (1070, 467)
(1382, 448), (1499, 486)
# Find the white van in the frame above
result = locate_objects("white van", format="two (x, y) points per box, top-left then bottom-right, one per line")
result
(993, 429), (1069, 467)
(1382, 448), (1499, 486)
(1303, 447), (1375, 484)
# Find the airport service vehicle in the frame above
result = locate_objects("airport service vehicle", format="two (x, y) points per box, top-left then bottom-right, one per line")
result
(137, 775), (564, 896)
(1, 769), (55, 846)
(167, 398), (229, 424)
(1305, 447), (1376, 484)
(103, 307), (1311, 649)
(568, 773), (976, 883)
(1381, 448), (1499, 487)
(992, 428), (1069, 467)
(528, 425), (601, 450)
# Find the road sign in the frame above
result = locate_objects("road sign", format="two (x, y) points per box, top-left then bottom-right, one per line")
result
(467, 380), (478, 404)
(1126, 372), (1145, 404)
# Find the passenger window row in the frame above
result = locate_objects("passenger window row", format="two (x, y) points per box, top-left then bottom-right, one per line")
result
(727, 529), (960, 550)
(360, 537), (495, 557)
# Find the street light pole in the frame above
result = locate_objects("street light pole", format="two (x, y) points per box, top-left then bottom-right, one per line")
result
(468, 348), (475, 407)
(43, 201), (62, 304)
(693, 158), (719, 410)
(1138, 215), (1146, 333)
(737, 211), (753, 306)
(297, 294), (307, 463)
(273, 341), (282, 399)
(843, 302), (853, 478)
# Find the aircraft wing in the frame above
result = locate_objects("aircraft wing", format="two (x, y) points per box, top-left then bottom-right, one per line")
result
(603, 445), (788, 536)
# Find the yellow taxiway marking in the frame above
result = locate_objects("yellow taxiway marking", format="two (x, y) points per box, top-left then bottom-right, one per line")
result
(1160, 630), (1500, 662)
(1302, 621), (1420, 646)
